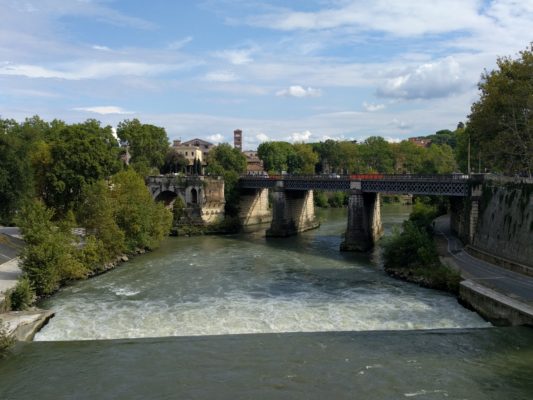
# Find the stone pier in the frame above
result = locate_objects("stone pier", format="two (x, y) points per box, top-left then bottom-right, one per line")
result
(238, 188), (272, 226)
(266, 186), (319, 237)
(341, 185), (383, 252)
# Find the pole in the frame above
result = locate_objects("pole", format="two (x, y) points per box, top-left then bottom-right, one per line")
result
(467, 135), (471, 174)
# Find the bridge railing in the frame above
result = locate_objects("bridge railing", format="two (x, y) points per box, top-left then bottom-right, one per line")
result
(240, 173), (473, 182)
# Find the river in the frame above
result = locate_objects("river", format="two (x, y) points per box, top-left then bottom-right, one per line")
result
(1, 206), (532, 399)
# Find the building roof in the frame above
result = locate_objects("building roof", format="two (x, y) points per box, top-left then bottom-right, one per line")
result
(181, 138), (214, 148)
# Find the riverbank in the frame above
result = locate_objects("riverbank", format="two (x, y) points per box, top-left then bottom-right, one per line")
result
(434, 215), (533, 326)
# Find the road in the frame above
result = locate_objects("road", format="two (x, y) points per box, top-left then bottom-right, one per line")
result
(434, 215), (533, 305)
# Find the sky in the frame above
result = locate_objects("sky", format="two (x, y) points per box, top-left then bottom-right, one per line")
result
(0, 0), (531, 149)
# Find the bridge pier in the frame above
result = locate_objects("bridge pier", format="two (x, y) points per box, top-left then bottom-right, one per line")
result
(341, 187), (383, 252)
(238, 188), (272, 226)
(266, 186), (319, 237)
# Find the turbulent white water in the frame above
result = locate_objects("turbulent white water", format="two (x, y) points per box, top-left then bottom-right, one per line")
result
(35, 207), (490, 341)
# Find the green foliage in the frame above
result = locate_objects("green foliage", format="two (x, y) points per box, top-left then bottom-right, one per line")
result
(328, 192), (347, 208)
(78, 180), (125, 261)
(382, 201), (460, 293)
(161, 149), (188, 174)
(110, 170), (172, 251)
(9, 277), (36, 311)
(42, 119), (122, 213)
(314, 191), (329, 208)
(467, 44), (533, 176)
(257, 141), (295, 173)
(206, 143), (247, 217)
(0, 119), (35, 224)
(117, 119), (169, 174)
(16, 200), (89, 296)
(0, 319), (15, 356)
(172, 196), (186, 225)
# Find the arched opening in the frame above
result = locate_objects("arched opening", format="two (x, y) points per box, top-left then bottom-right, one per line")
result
(155, 190), (177, 208)
(191, 188), (198, 204)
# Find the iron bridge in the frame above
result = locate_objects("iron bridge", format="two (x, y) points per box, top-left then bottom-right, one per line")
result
(239, 174), (476, 196)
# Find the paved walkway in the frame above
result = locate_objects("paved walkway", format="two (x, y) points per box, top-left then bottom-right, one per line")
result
(0, 228), (23, 300)
(434, 215), (533, 306)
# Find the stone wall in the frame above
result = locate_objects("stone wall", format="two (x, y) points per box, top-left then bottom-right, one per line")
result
(239, 188), (272, 225)
(472, 178), (533, 268)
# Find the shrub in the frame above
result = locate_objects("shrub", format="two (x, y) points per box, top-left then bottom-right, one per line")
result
(9, 277), (36, 311)
(314, 191), (329, 208)
(0, 319), (15, 356)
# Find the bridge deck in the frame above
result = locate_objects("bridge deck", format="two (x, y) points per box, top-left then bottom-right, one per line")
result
(239, 174), (473, 196)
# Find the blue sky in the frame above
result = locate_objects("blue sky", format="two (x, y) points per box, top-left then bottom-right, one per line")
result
(0, 0), (531, 149)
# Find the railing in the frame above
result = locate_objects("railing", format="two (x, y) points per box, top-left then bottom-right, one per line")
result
(240, 173), (473, 182)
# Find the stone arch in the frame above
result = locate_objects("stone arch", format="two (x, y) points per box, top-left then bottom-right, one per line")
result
(155, 190), (177, 207)
(191, 188), (198, 204)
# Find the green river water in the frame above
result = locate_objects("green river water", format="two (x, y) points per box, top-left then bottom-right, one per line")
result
(1, 206), (532, 399)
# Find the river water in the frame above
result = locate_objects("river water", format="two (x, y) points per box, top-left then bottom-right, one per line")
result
(1, 206), (533, 399)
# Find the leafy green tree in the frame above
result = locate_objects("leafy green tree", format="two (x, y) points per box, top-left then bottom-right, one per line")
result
(110, 170), (172, 251)
(257, 141), (295, 173)
(117, 119), (169, 174)
(43, 120), (122, 213)
(16, 200), (88, 296)
(359, 136), (394, 173)
(161, 149), (188, 174)
(78, 180), (126, 261)
(206, 143), (247, 216)
(207, 143), (247, 175)
(422, 144), (456, 174)
(0, 120), (34, 224)
(291, 143), (319, 174)
(468, 44), (533, 176)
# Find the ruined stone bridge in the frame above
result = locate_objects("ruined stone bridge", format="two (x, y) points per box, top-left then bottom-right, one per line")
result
(238, 174), (484, 251)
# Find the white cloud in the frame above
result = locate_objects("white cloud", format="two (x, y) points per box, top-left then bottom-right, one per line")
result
(92, 45), (111, 51)
(389, 118), (412, 130)
(0, 61), (182, 80)
(256, 133), (270, 142)
(168, 36), (193, 50)
(204, 71), (238, 82)
(377, 57), (470, 100)
(384, 137), (401, 143)
(215, 49), (254, 65)
(207, 133), (224, 143)
(362, 101), (385, 112)
(73, 106), (133, 115)
(276, 85), (321, 98)
(289, 130), (313, 142)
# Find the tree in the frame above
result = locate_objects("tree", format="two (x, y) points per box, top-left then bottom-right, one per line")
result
(43, 120), (122, 213)
(0, 120), (34, 224)
(359, 136), (394, 173)
(16, 200), (88, 296)
(206, 143), (247, 216)
(116, 119), (169, 174)
(161, 149), (188, 174)
(468, 44), (533, 176)
(206, 143), (247, 175)
(257, 141), (295, 173)
(110, 170), (172, 251)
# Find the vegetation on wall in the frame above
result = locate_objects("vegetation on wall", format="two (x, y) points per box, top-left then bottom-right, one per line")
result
(382, 200), (461, 293)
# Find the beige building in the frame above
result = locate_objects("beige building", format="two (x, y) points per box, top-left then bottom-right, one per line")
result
(181, 138), (214, 161)
(172, 140), (203, 173)
(243, 150), (264, 173)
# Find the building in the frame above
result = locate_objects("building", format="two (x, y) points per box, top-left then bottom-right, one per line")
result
(408, 137), (432, 148)
(243, 150), (264, 173)
(172, 140), (203, 174)
(234, 129), (242, 151)
(181, 138), (214, 160)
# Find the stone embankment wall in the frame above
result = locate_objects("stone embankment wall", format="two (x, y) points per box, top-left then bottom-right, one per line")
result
(473, 177), (533, 268)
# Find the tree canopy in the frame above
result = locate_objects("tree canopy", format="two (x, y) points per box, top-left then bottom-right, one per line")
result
(117, 118), (169, 175)
(467, 43), (533, 176)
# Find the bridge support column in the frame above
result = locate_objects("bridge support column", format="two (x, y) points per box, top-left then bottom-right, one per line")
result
(341, 188), (383, 252)
(238, 188), (272, 226)
(266, 187), (319, 237)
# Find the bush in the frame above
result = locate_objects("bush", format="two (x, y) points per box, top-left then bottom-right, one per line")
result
(314, 191), (329, 208)
(9, 277), (36, 311)
(328, 192), (347, 208)
(0, 319), (15, 356)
